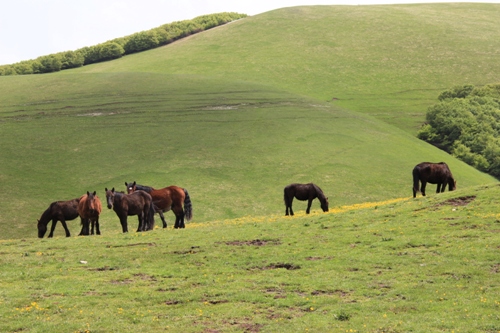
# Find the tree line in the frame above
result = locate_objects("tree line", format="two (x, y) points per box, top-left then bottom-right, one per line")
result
(0, 12), (246, 76)
(418, 83), (500, 178)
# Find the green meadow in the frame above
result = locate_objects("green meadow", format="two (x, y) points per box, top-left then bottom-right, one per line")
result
(2, 186), (500, 332)
(0, 3), (500, 332)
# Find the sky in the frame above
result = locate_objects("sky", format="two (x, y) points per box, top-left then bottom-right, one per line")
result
(0, 0), (497, 65)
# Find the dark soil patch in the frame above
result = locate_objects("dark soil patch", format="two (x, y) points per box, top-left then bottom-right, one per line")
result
(90, 266), (118, 271)
(262, 263), (300, 270)
(224, 239), (281, 246)
(438, 195), (476, 207)
(173, 246), (201, 255)
(201, 299), (229, 305)
(106, 242), (156, 248)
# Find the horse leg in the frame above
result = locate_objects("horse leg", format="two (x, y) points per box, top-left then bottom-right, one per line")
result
(48, 219), (58, 238)
(285, 196), (293, 216)
(286, 197), (294, 216)
(158, 211), (167, 228)
(90, 219), (95, 235)
(83, 217), (91, 236)
(60, 218), (71, 237)
(95, 217), (101, 235)
(421, 182), (427, 196)
(137, 214), (144, 232)
(119, 215), (128, 233)
(306, 199), (313, 214)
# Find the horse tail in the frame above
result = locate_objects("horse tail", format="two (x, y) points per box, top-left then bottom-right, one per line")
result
(412, 166), (420, 195)
(148, 201), (155, 230)
(183, 189), (193, 221)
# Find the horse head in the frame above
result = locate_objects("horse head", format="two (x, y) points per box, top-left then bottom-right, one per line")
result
(105, 187), (115, 209)
(125, 181), (137, 194)
(37, 219), (47, 238)
(86, 191), (98, 212)
(321, 197), (329, 212)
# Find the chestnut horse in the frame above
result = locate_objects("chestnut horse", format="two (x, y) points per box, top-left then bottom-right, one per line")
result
(105, 188), (155, 233)
(78, 191), (102, 236)
(37, 198), (81, 238)
(125, 182), (193, 229)
(284, 183), (329, 216)
(413, 162), (456, 198)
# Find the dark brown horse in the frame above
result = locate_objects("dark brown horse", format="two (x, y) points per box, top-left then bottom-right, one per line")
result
(105, 187), (155, 233)
(284, 183), (329, 216)
(413, 162), (457, 198)
(37, 198), (81, 238)
(78, 191), (102, 236)
(126, 182), (193, 229)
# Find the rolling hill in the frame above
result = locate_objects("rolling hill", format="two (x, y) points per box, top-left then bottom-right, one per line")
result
(0, 4), (498, 240)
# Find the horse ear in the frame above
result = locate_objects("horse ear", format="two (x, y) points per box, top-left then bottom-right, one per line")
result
(105, 187), (108, 191)
(87, 191), (90, 196)
(125, 182), (128, 186)
(112, 187), (115, 193)
(133, 181), (136, 186)
(93, 191), (96, 196)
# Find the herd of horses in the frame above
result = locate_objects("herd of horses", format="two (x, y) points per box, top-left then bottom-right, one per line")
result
(37, 162), (456, 238)
(37, 183), (193, 238)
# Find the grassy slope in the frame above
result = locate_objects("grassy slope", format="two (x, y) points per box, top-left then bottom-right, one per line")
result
(70, 3), (500, 133)
(1, 184), (500, 332)
(0, 72), (494, 239)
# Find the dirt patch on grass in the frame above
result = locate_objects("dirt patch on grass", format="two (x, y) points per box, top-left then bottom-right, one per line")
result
(224, 239), (281, 246)
(440, 195), (476, 206)
(415, 195), (476, 212)
(251, 263), (300, 271)
(106, 242), (156, 248)
(89, 266), (119, 271)
(172, 246), (201, 255)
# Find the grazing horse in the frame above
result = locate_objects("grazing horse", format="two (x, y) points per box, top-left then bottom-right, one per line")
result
(125, 181), (193, 229)
(105, 187), (155, 233)
(284, 183), (329, 216)
(78, 191), (102, 236)
(413, 162), (457, 198)
(37, 198), (81, 238)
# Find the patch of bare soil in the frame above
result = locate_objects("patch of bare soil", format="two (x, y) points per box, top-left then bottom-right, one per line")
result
(224, 239), (281, 246)
(440, 195), (476, 206)
(106, 242), (156, 248)
(252, 263), (300, 271)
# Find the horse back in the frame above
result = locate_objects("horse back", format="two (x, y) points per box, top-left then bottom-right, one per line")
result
(151, 186), (185, 208)
(414, 162), (452, 183)
(51, 198), (80, 220)
(285, 183), (317, 201)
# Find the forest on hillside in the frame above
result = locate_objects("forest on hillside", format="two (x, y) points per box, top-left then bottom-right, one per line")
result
(0, 12), (246, 76)
(418, 83), (500, 178)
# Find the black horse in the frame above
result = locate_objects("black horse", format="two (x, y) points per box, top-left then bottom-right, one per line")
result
(413, 162), (456, 198)
(105, 188), (155, 232)
(37, 198), (81, 238)
(284, 183), (329, 216)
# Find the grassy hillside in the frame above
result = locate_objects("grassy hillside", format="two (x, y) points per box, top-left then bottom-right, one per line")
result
(0, 72), (494, 240)
(69, 3), (500, 133)
(1, 184), (500, 332)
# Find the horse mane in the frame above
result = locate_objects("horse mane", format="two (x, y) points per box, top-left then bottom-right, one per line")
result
(39, 203), (56, 223)
(134, 184), (153, 193)
(312, 183), (326, 202)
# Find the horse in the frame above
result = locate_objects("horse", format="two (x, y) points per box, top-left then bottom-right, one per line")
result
(412, 162), (457, 198)
(37, 198), (81, 238)
(105, 187), (155, 233)
(284, 183), (329, 216)
(78, 191), (102, 236)
(125, 181), (193, 229)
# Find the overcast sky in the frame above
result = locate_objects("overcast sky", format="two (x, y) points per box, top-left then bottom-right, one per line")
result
(0, 0), (497, 65)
